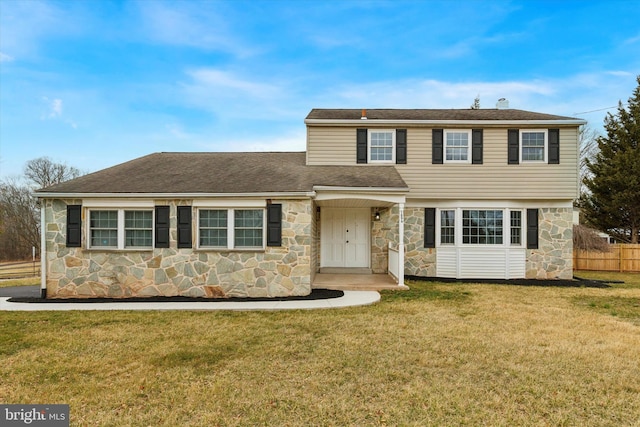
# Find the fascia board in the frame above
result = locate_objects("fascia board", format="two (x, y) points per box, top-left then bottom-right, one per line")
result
(305, 119), (587, 126)
(35, 191), (317, 199)
(312, 186), (409, 193)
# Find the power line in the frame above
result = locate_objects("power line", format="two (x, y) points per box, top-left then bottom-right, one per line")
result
(573, 103), (627, 116)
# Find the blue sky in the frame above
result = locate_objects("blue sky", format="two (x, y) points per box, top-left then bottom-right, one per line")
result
(1, 0), (639, 179)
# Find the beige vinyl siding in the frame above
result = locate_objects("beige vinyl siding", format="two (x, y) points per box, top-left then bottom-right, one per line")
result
(307, 126), (360, 165)
(307, 125), (579, 200)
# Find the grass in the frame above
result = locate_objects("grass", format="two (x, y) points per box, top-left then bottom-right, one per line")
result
(2, 275), (640, 425)
(573, 270), (640, 325)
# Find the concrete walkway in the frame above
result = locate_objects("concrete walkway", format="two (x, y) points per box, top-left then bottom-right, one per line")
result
(0, 290), (380, 311)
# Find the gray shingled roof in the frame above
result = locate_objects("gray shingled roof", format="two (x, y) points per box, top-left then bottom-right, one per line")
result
(305, 108), (579, 121)
(37, 152), (408, 194)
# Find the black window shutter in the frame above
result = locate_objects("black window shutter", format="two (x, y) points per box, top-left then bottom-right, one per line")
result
(266, 203), (282, 247)
(396, 129), (407, 164)
(66, 205), (82, 247)
(548, 128), (560, 164)
(508, 129), (519, 164)
(177, 206), (192, 248)
(432, 129), (443, 164)
(155, 206), (170, 248)
(357, 128), (368, 164)
(527, 209), (539, 249)
(424, 208), (436, 248)
(472, 129), (483, 164)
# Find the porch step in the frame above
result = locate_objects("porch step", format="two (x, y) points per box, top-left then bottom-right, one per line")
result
(312, 273), (409, 291)
(318, 267), (372, 274)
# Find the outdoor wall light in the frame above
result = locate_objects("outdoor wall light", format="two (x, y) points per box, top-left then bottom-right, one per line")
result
(374, 210), (381, 221)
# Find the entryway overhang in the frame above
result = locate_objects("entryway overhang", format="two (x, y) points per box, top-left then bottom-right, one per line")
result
(312, 185), (408, 207)
(312, 185), (409, 288)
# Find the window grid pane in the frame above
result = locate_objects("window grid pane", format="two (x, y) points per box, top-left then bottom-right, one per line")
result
(462, 210), (503, 245)
(200, 210), (228, 247)
(522, 132), (545, 161)
(90, 211), (118, 247)
(234, 210), (263, 247)
(510, 211), (522, 245)
(440, 210), (455, 244)
(124, 211), (152, 247)
(370, 132), (393, 161)
(446, 132), (469, 161)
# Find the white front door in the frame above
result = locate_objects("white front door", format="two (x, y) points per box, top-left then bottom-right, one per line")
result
(321, 208), (370, 268)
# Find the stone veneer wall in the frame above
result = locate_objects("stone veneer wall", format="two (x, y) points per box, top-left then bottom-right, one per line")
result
(44, 199), (312, 299)
(402, 208), (436, 277)
(371, 206), (436, 276)
(526, 207), (573, 279)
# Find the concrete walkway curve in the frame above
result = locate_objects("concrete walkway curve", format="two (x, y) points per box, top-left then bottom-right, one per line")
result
(0, 290), (380, 311)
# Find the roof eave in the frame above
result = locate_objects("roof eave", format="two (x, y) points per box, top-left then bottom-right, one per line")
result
(312, 185), (409, 193)
(35, 191), (317, 199)
(304, 119), (587, 126)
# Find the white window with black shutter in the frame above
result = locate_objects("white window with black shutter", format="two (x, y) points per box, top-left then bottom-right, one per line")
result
(433, 129), (483, 164)
(508, 129), (560, 164)
(356, 129), (407, 164)
(194, 201), (281, 250)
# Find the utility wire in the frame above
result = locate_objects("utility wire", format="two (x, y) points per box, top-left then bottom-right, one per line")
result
(573, 103), (628, 116)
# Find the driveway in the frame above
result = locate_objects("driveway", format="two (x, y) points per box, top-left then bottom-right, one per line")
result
(0, 285), (40, 298)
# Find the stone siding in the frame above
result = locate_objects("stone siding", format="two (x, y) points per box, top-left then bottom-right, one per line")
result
(44, 199), (312, 299)
(402, 207), (436, 277)
(371, 206), (436, 276)
(526, 207), (573, 279)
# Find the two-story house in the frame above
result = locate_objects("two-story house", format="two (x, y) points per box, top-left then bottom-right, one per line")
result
(36, 106), (585, 299)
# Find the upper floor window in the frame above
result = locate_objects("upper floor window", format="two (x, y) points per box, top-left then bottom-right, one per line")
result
(521, 130), (546, 162)
(89, 209), (153, 249)
(445, 130), (471, 163)
(368, 130), (395, 163)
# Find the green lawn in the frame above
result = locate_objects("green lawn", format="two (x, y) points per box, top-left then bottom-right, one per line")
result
(2, 274), (639, 425)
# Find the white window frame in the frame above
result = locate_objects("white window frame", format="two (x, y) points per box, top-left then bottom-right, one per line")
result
(87, 208), (154, 250)
(510, 210), (523, 246)
(435, 208), (526, 247)
(520, 129), (547, 163)
(197, 208), (266, 250)
(444, 130), (472, 163)
(368, 130), (395, 163)
(440, 209), (456, 245)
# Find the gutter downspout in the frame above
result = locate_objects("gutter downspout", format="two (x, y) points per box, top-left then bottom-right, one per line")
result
(40, 200), (46, 299)
(398, 203), (405, 286)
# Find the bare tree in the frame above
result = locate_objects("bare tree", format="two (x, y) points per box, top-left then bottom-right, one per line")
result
(24, 156), (81, 189)
(0, 157), (82, 260)
(578, 125), (599, 197)
(0, 179), (40, 260)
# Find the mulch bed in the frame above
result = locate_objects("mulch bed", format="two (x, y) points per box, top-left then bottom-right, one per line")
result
(8, 288), (344, 304)
(406, 275), (613, 288)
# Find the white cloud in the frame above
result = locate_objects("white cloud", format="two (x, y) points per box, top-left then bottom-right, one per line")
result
(0, 52), (14, 62)
(135, 2), (256, 57)
(203, 130), (306, 153)
(180, 68), (297, 120)
(40, 97), (77, 128)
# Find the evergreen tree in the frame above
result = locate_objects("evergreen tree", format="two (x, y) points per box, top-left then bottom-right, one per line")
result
(582, 76), (640, 243)
(470, 95), (480, 109)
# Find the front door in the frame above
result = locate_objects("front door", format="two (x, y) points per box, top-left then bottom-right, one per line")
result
(321, 208), (370, 268)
